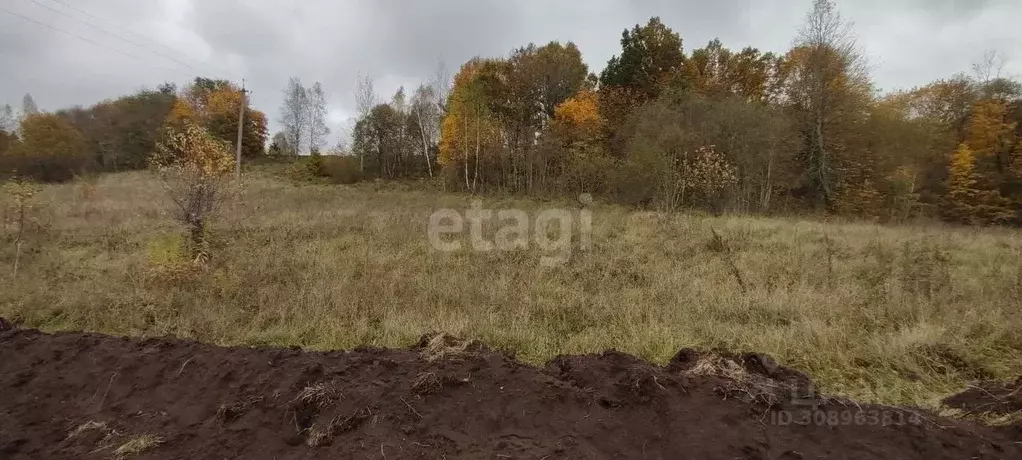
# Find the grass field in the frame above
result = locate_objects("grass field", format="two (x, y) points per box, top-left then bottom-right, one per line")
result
(2, 168), (1021, 409)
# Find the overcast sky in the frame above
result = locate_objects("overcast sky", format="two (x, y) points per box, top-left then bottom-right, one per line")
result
(1, 0), (1020, 145)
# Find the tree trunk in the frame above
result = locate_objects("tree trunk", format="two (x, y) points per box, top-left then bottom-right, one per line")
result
(473, 110), (481, 194)
(187, 213), (204, 255)
(463, 115), (470, 191)
(526, 134), (533, 194)
(762, 150), (774, 212)
(815, 114), (832, 208)
(417, 110), (434, 178)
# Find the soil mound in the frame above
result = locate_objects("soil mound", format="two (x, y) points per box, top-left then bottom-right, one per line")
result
(1, 329), (1019, 459)
(944, 376), (1022, 417)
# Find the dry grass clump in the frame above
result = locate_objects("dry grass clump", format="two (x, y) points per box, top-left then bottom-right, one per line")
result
(417, 332), (487, 362)
(112, 434), (163, 459)
(294, 382), (342, 409)
(683, 354), (806, 407)
(2, 169), (1022, 409)
(67, 420), (110, 440)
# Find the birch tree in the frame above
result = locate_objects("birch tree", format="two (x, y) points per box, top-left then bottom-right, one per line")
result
(411, 84), (439, 177)
(307, 82), (330, 152)
(354, 73), (377, 171)
(279, 77), (309, 155)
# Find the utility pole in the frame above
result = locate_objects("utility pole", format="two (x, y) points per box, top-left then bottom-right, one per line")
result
(235, 79), (249, 181)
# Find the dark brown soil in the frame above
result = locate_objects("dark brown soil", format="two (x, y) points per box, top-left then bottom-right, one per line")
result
(1, 328), (1019, 460)
(944, 376), (1022, 416)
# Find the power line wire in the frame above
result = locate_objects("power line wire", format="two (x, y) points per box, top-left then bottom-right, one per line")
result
(0, 5), (194, 78)
(41, 0), (236, 79)
(24, 0), (216, 78)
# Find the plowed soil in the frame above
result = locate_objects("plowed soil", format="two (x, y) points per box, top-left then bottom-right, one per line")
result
(944, 376), (1022, 416)
(1, 328), (1019, 460)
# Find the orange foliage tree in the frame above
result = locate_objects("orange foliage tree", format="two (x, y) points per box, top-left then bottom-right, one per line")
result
(549, 89), (611, 193)
(165, 78), (268, 159)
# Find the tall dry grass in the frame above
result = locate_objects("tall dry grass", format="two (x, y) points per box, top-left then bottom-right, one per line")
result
(2, 169), (1021, 408)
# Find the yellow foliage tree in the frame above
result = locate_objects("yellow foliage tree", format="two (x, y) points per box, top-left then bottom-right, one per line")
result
(5, 113), (90, 182)
(554, 89), (602, 138)
(548, 89), (610, 193)
(438, 59), (499, 192)
(946, 143), (979, 224)
(1012, 141), (1022, 179)
(966, 99), (1016, 158)
(164, 79), (268, 159)
(151, 122), (235, 253)
(946, 143), (1015, 225)
(165, 98), (197, 127)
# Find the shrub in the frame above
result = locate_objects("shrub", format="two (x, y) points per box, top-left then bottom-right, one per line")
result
(286, 154), (364, 185)
(320, 155), (363, 184)
(151, 122), (235, 253)
(306, 149), (326, 177)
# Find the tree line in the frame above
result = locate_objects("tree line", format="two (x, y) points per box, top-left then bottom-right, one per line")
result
(0, 79), (268, 182)
(3, 0), (1022, 226)
(295, 0), (1017, 225)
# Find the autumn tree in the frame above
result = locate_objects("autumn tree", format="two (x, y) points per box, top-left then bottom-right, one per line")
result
(680, 39), (779, 103)
(779, 0), (871, 210)
(439, 59), (500, 192)
(151, 122), (236, 253)
(615, 92), (789, 212)
(531, 42), (589, 120)
(945, 143), (1015, 225)
(58, 88), (176, 170)
(511, 42), (588, 191)
(168, 79), (268, 159)
(854, 92), (955, 219)
(906, 75), (978, 134)
(547, 89), (611, 193)
(966, 99), (1016, 159)
(3, 113), (90, 182)
(618, 106), (740, 212)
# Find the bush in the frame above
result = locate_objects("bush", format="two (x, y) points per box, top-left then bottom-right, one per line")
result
(306, 149), (326, 177)
(320, 155), (363, 184)
(286, 154), (364, 185)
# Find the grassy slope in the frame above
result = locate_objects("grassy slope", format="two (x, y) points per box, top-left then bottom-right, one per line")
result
(2, 170), (1021, 408)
